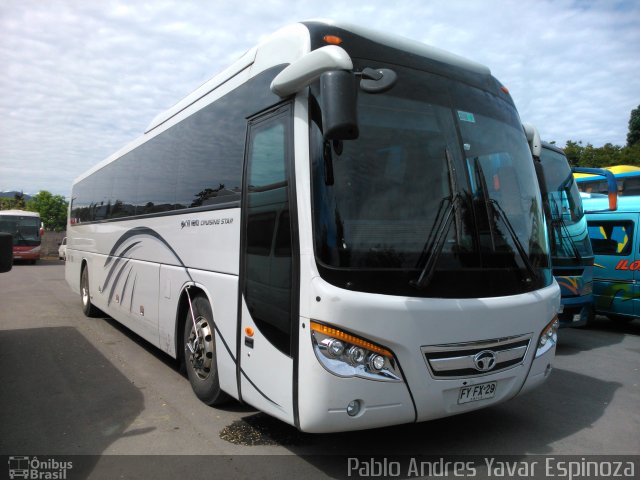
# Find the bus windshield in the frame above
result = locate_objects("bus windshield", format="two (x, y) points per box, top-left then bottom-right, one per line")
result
(539, 147), (593, 261)
(0, 215), (41, 247)
(311, 63), (551, 298)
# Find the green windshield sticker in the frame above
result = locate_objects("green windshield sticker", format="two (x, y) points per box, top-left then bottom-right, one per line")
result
(458, 111), (476, 123)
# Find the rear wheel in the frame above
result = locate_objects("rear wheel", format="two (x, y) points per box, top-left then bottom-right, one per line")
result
(81, 266), (99, 317)
(183, 295), (229, 406)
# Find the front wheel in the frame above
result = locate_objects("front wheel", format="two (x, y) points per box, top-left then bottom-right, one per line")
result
(183, 295), (229, 406)
(81, 266), (99, 317)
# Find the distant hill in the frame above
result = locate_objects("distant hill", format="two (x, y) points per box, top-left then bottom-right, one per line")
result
(0, 191), (32, 201)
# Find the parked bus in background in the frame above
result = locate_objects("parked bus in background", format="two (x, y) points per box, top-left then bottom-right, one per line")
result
(66, 21), (559, 433)
(0, 210), (43, 264)
(582, 195), (640, 323)
(575, 165), (640, 196)
(532, 142), (618, 327)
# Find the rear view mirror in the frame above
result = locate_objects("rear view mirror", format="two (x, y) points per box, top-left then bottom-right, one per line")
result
(0, 232), (13, 273)
(320, 70), (359, 140)
(523, 124), (542, 159)
(573, 167), (618, 211)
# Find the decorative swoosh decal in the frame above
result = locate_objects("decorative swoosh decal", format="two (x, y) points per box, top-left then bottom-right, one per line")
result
(102, 242), (140, 294)
(104, 227), (188, 271)
(107, 259), (130, 306)
(102, 225), (280, 407)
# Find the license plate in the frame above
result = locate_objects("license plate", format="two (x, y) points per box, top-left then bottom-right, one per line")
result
(458, 381), (497, 404)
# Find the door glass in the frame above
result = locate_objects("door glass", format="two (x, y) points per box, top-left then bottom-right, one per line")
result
(244, 114), (293, 355)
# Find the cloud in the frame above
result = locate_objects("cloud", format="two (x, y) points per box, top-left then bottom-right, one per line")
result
(0, 0), (638, 196)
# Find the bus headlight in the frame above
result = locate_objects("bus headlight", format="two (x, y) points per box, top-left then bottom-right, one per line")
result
(536, 316), (559, 358)
(310, 321), (403, 382)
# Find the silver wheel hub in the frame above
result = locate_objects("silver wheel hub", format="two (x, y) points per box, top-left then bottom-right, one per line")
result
(187, 317), (214, 380)
(82, 287), (89, 305)
(82, 275), (89, 306)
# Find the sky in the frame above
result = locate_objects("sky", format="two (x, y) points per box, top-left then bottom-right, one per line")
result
(1, 0), (639, 197)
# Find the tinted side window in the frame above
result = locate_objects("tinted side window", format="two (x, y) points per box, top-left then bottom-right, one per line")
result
(175, 103), (244, 209)
(93, 163), (115, 221)
(70, 66), (283, 223)
(587, 220), (634, 255)
(136, 135), (178, 215)
(111, 153), (139, 218)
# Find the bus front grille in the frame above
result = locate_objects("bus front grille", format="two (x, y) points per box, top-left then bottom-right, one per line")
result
(421, 334), (532, 378)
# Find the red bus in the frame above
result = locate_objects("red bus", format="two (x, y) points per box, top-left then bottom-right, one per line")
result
(0, 210), (43, 264)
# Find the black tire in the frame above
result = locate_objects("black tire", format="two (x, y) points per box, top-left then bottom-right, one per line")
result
(183, 295), (229, 406)
(81, 265), (99, 317)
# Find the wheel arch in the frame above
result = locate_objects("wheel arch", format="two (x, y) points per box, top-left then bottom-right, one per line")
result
(175, 283), (210, 365)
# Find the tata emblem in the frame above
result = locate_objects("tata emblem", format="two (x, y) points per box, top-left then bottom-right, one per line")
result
(473, 350), (497, 372)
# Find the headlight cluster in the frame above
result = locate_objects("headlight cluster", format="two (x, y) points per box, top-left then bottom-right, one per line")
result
(536, 316), (559, 358)
(310, 321), (402, 382)
(582, 281), (593, 296)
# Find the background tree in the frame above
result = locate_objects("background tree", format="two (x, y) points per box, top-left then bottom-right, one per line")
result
(26, 191), (68, 231)
(563, 140), (583, 166)
(0, 193), (26, 210)
(13, 192), (26, 209)
(0, 197), (16, 210)
(627, 104), (640, 147)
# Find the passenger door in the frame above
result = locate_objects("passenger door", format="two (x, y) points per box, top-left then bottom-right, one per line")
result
(238, 104), (298, 424)
(587, 216), (637, 317)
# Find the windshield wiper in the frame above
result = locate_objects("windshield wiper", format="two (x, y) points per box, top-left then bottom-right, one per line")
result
(411, 148), (460, 290)
(473, 158), (537, 281)
(473, 158), (497, 251)
(411, 194), (461, 289)
(488, 199), (539, 281)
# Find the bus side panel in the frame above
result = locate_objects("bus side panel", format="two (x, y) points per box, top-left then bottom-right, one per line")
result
(65, 242), (82, 296)
(90, 254), (161, 347)
(588, 213), (638, 318)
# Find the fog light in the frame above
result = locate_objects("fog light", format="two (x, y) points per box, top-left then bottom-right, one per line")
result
(369, 354), (385, 371)
(347, 400), (361, 417)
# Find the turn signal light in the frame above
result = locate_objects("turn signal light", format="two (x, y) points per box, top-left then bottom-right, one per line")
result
(323, 35), (343, 45)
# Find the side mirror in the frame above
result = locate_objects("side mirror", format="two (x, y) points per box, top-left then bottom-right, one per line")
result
(573, 167), (618, 211)
(523, 123), (542, 159)
(320, 70), (359, 140)
(0, 232), (13, 273)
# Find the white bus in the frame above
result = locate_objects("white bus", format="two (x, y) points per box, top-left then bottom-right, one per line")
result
(66, 20), (560, 433)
